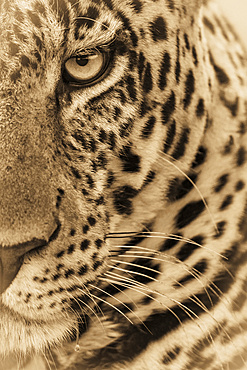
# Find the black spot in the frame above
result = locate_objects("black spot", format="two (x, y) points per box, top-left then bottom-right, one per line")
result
(138, 52), (145, 80)
(203, 17), (215, 33)
(167, 173), (198, 202)
(56, 250), (65, 258)
(56, 195), (62, 209)
(67, 244), (75, 254)
(20, 55), (30, 68)
(119, 145), (141, 172)
(83, 225), (89, 234)
(108, 131), (116, 150)
(141, 116), (156, 139)
(167, 0), (175, 10)
(113, 106), (122, 121)
(142, 171), (156, 188)
(119, 118), (134, 137)
(67, 285), (79, 293)
(221, 96), (239, 117)
(95, 239), (103, 248)
(214, 174), (229, 192)
(95, 196), (104, 205)
(160, 234), (183, 252)
(140, 99), (149, 117)
(141, 295), (155, 305)
(177, 235), (204, 262)
(126, 75), (137, 101)
(131, 0), (143, 13)
(40, 277), (48, 283)
(192, 46), (198, 66)
(214, 221), (226, 239)
(224, 135), (234, 154)
(171, 128), (190, 160)
(143, 62), (153, 93)
(113, 186), (139, 215)
(196, 98), (205, 117)
(213, 65), (230, 85)
(158, 52), (171, 90)
(102, 0), (114, 10)
(87, 216), (96, 227)
(80, 239), (90, 251)
(163, 347), (181, 364)
(150, 16), (168, 42)
(239, 122), (246, 135)
(183, 70), (195, 109)
(184, 33), (190, 50)
(220, 195), (233, 211)
(106, 171), (116, 189)
(222, 242), (239, 261)
(64, 269), (74, 278)
(71, 167), (81, 179)
(70, 229), (76, 237)
(163, 120), (176, 153)
(52, 274), (60, 281)
(78, 265), (88, 275)
(176, 200), (205, 229)
(192, 146), (207, 168)
(176, 260), (207, 286)
(99, 129), (107, 143)
(128, 50), (137, 70)
(235, 180), (245, 192)
(175, 32), (181, 84)
(93, 260), (103, 270)
(236, 147), (246, 166)
(161, 91), (176, 125)
(86, 174), (94, 188)
(97, 152), (107, 169)
(82, 189), (89, 196)
(24, 293), (32, 304)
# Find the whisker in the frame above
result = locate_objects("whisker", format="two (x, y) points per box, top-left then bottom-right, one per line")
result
(88, 284), (134, 324)
(100, 274), (223, 362)
(74, 277), (106, 319)
(111, 241), (226, 259)
(107, 255), (215, 312)
(159, 152), (219, 234)
(107, 249), (244, 342)
(99, 275), (188, 337)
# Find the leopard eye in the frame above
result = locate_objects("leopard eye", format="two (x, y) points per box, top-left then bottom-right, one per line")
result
(64, 52), (110, 86)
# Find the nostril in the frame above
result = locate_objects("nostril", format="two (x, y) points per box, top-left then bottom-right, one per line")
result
(0, 238), (48, 295)
(0, 221), (61, 295)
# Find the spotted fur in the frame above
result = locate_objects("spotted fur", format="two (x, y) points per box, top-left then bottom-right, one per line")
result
(1, 0), (247, 369)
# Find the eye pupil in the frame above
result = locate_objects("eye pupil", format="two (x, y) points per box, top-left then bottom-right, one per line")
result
(76, 57), (89, 67)
(64, 51), (111, 87)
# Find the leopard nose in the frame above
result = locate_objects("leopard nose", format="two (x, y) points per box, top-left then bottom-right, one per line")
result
(0, 238), (48, 294)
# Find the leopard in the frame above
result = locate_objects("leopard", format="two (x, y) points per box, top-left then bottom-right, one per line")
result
(1, 0), (247, 369)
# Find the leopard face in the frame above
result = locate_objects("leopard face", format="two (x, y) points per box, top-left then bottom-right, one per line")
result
(1, 0), (247, 369)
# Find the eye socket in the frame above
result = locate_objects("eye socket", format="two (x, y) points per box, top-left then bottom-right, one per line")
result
(63, 51), (111, 86)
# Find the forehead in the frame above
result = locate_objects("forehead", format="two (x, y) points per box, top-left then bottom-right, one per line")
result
(0, 0), (125, 59)
(0, 0), (177, 67)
